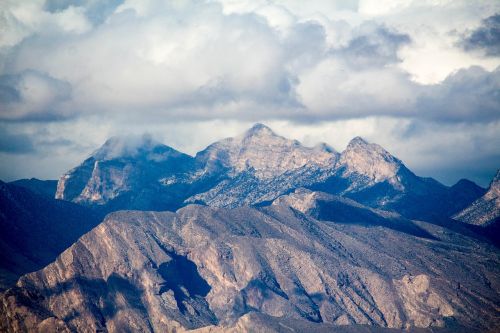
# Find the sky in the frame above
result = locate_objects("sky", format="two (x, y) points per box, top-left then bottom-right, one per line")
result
(0, 0), (499, 187)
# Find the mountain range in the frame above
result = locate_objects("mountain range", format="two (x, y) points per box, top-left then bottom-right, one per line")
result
(1, 124), (499, 332)
(55, 124), (487, 222)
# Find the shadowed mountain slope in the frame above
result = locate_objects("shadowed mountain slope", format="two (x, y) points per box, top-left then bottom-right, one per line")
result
(0, 181), (103, 290)
(9, 178), (58, 199)
(2, 193), (498, 332)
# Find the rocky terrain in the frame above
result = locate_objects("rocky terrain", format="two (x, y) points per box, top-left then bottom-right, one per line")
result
(55, 124), (484, 222)
(454, 169), (500, 226)
(1, 124), (498, 332)
(1, 191), (499, 332)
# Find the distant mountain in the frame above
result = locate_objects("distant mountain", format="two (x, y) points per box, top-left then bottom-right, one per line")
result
(0, 181), (102, 290)
(453, 170), (500, 226)
(310, 137), (486, 222)
(2, 193), (498, 332)
(54, 124), (486, 222)
(187, 124), (338, 207)
(195, 123), (338, 179)
(55, 134), (211, 212)
(9, 178), (58, 198)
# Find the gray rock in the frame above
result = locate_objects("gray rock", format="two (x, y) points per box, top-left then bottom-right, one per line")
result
(454, 169), (500, 226)
(2, 193), (499, 332)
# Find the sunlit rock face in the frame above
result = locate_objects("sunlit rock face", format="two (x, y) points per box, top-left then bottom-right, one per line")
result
(454, 169), (500, 226)
(1, 192), (499, 332)
(54, 125), (484, 222)
(196, 123), (338, 179)
(55, 134), (198, 211)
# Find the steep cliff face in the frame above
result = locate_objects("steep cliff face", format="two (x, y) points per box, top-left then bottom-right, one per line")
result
(54, 125), (484, 222)
(195, 123), (338, 179)
(55, 134), (199, 211)
(454, 170), (500, 226)
(2, 194), (499, 332)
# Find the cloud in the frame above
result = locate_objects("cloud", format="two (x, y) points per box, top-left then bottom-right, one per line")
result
(0, 0), (499, 184)
(417, 66), (500, 123)
(0, 129), (35, 154)
(0, 70), (73, 121)
(1, 0), (496, 125)
(335, 23), (411, 69)
(44, 0), (125, 25)
(462, 13), (500, 56)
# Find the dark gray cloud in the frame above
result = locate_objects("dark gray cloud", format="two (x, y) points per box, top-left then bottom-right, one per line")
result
(462, 14), (500, 56)
(417, 66), (500, 122)
(0, 130), (35, 154)
(0, 70), (73, 122)
(337, 24), (411, 68)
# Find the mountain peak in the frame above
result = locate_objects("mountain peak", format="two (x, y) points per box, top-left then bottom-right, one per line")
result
(341, 136), (402, 184)
(197, 124), (337, 179)
(93, 134), (165, 160)
(347, 136), (369, 147)
(243, 123), (276, 138)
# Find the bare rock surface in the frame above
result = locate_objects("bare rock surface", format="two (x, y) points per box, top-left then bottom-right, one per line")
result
(54, 125), (485, 223)
(454, 169), (500, 226)
(2, 192), (499, 332)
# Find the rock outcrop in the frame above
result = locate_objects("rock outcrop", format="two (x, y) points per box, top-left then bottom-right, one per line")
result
(2, 193), (499, 332)
(454, 170), (500, 226)
(55, 125), (485, 223)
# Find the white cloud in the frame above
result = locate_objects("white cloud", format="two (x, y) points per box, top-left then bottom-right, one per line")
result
(0, 0), (499, 184)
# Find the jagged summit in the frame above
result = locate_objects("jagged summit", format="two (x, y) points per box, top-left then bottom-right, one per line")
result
(347, 136), (369, 147)
(54, 125), (486, 222)
(340, 136), (402, 185)
(197, 123), (338, 178)
(242, 123), (275, 138)
(55, 134), (194, 207)
(454, 169), (500, 226)
(92, 134), (179, 161)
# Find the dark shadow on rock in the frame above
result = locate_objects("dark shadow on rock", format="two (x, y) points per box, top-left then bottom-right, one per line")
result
(15, 273), (153, 332)
(313, 199), (438, 240)
(157, 251), (211, 314)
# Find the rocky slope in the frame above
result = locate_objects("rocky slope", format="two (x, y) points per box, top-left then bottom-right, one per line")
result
(55, 134), (210, 212)
(55, 124), (485, 223)
(453, 170), (500, 226)
(2, 192), (499, 332)
(0, 181), (102, 290)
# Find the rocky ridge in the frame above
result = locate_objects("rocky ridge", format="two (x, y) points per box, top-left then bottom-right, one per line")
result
(454, 170), (500, 226)
(55, 124), (485, 222)
(1, 191), (499, 332)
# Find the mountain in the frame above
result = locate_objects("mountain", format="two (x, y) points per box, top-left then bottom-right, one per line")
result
(188, 126), (484, 222)
(311, 137), (487, 222)
(195, 123), (338, 179)
(0, 181), (103, 290)
(54, 125), (486, 223)
(187, 123), (338, 207)
(55, 134), (207, 212)
(9, 178), (58, 198)
(453, 170), (500, 226)
(2, 193), (498, 332)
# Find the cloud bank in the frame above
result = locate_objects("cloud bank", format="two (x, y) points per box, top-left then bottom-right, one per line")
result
(0, 0), (499, 186)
